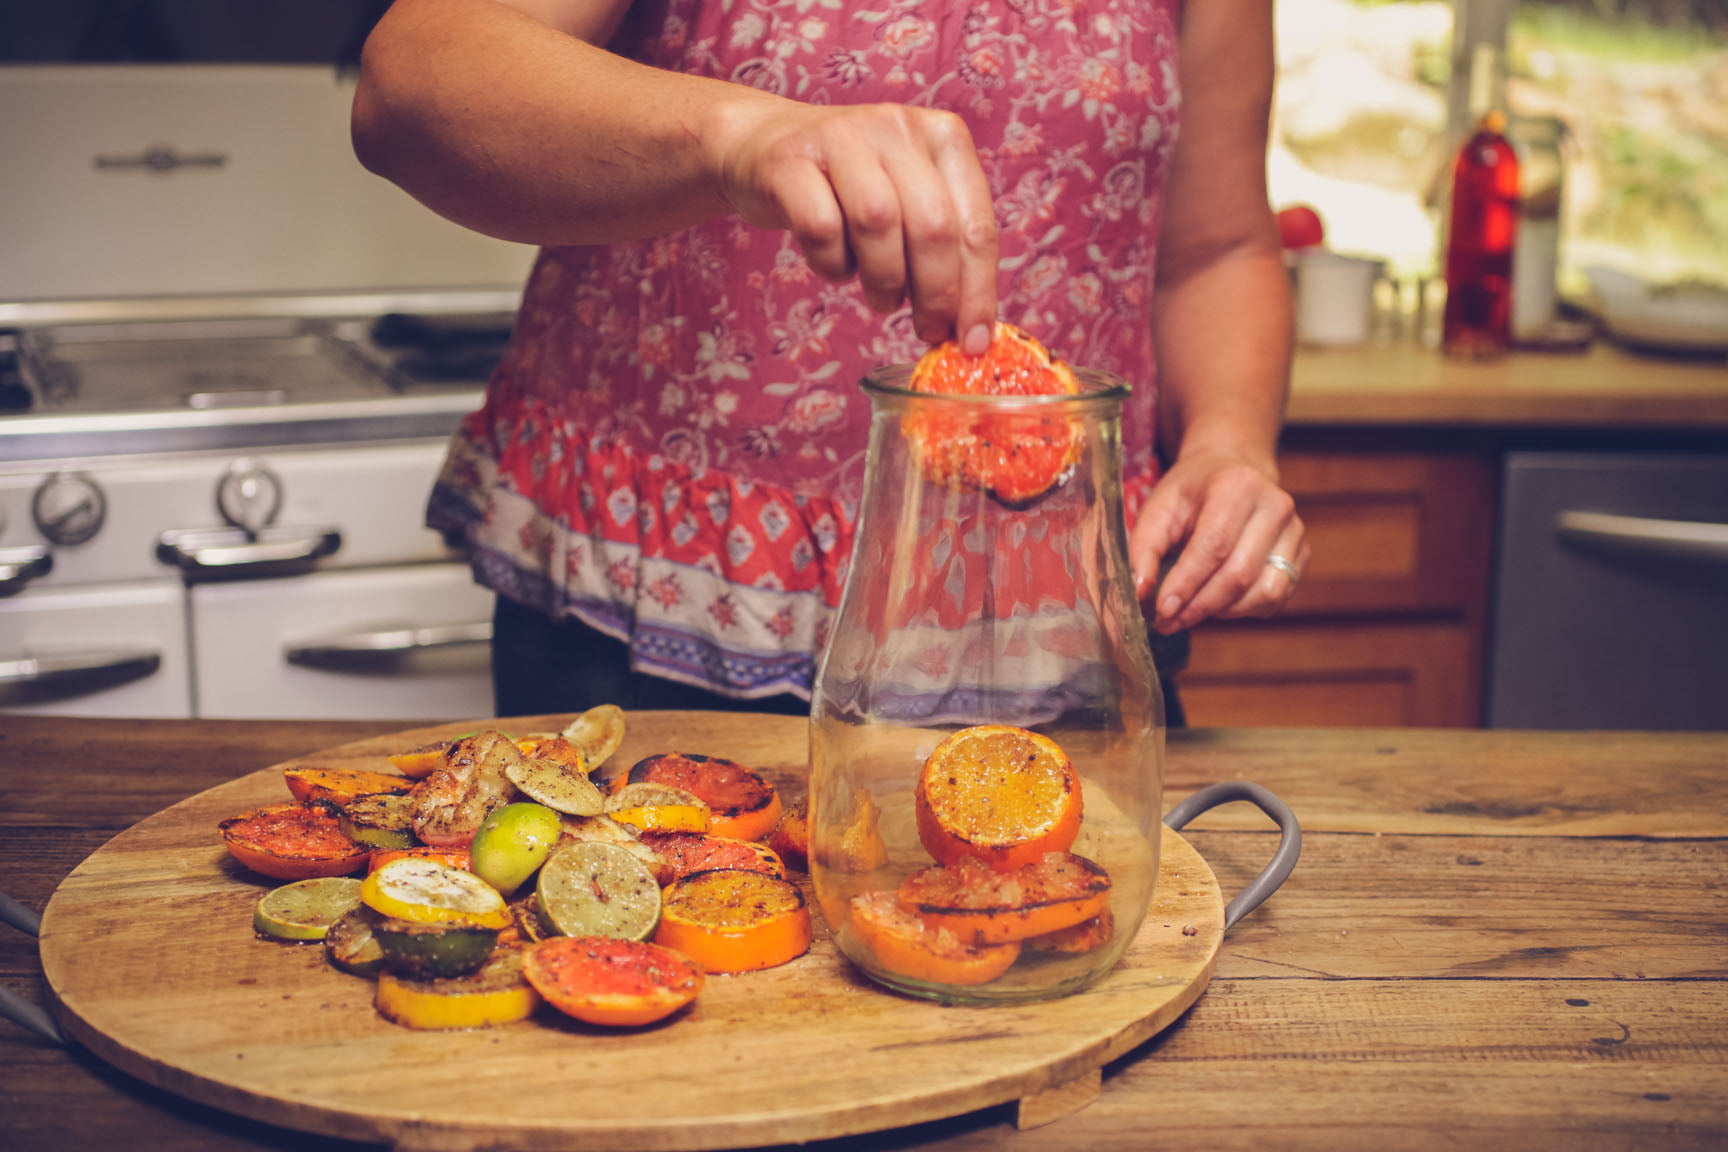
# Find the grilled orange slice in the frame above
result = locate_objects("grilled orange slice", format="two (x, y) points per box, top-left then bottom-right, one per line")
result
(524, 936), (703, 1028)
(896, 852), (1111, 946)
(655, 869), (812, 974)
(847, 890), (1021, 986)
(914, 725), (1082, 872)
(905, 321), (1083, 506)
(283, 766), (414, 807)
(617, 753), (782, 842)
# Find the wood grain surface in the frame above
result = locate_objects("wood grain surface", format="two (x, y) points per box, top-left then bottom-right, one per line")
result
(33, 713), (1223, 1151)
(5, 717), (1727, 1152)
(1286, 341), (1728, 428)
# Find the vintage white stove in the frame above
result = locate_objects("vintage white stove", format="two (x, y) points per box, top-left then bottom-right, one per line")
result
(0, 65), (536, 719)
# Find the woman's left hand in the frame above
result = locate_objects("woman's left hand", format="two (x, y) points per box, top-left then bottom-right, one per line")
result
(1128, 448), (1308, 635)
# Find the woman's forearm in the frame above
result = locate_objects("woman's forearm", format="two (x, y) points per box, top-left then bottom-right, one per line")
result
(351, 0), (769, 245)
(1151, 244), (1292, 476)
(352, 0), (999, 343)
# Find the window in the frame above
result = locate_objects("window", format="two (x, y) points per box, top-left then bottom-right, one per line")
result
(1271, 0), (1728, 290)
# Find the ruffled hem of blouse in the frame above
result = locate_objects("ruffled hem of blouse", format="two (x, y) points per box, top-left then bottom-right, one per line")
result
(428, 408), (855, 700)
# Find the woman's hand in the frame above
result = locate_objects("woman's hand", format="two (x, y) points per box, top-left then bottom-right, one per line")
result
(355, 1), (997, 350)
(1136, 0), (1301, 635)
(1129, 449), (1308, 634)
(709, 100), (999, 352)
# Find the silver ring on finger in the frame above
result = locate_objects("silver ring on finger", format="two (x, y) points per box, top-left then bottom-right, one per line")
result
(1265, 552), (1300, 585)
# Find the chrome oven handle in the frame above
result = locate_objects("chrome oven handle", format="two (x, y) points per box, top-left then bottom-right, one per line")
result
(0, 649), (162, 698)
(156, 528), (341, 575)
(1556, 510), (1728, 566)
(286, 622), (494, 668)
(0, 546), (53, 596)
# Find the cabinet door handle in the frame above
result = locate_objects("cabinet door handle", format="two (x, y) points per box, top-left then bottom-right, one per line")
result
(286, 622), (493, 668)
(1556, 510), (1728, 565)
(156, 527), (341, 576)
(0, 546), (52, 596)
(0, 649), (161, 700)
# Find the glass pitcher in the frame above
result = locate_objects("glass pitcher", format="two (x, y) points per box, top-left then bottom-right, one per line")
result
(809, 364), (1164, 1004)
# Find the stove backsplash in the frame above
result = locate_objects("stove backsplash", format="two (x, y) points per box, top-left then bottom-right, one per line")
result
(0, 63), (535, 305)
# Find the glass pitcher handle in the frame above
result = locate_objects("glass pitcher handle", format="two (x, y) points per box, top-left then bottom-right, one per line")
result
(1164, 781), (1302, 930)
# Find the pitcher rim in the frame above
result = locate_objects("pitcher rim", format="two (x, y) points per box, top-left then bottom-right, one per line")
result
(861, 363), (1131, 409)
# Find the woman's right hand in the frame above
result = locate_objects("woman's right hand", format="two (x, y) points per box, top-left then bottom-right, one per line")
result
(708, 100), (999, 352)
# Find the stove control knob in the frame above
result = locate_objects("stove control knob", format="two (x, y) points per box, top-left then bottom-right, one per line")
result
(32, 472), (106, 546)
(217, 460), (283, 535)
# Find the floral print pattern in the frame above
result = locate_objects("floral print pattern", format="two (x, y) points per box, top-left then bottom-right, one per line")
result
(431, 0), (1183, 699)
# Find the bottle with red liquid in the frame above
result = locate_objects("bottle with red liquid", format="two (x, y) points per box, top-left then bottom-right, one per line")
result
(1441, 48), (1519, 359)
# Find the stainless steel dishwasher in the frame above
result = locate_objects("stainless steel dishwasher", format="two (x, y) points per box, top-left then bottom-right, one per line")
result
(1488, 450), (1728, 730)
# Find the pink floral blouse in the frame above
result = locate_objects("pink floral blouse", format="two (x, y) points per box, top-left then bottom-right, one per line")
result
(429, 0), (1184, 699)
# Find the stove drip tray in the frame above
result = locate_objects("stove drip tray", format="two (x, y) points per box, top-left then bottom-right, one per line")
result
(18, 318), (392, 414)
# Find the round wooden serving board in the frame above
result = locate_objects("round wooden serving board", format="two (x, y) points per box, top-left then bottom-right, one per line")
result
(41, 712), (1225, 1152)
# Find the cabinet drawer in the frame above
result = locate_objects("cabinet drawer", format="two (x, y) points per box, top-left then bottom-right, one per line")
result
(1178, 619), (1480, 727)
(1277, 450), (1495, 616)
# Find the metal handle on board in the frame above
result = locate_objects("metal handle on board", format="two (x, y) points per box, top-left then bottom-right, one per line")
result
(0, 890), (63, 1045)
(1164, 781), (1302, 930)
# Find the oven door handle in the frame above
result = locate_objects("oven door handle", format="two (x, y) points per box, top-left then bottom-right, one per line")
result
(0, 546), (53, 597)
(0, 649), (162, 700)
(286, 622), (494, 668)
(157, 527), (341, 577)
(1556, 510), (1728, 566)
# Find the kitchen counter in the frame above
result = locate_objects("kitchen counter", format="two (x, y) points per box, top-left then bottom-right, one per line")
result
(3, 716), (1725, 1150)
(1287, 341), (1728, 429)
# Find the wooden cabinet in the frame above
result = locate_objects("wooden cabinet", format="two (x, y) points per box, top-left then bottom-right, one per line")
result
(1178, 445), (1496, 727)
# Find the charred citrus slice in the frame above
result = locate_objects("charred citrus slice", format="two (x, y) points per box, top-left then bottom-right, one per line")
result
(655, 869), (812, 974)
(535, 841), (663, 942)
(503, 892), (555, 947)
(618, 753), (782, 841)
(637, 831), (787, 885)
(835, 787), (889, 873)
(905, 321), (1084, 506)
(768, 800), (810, 872)
(512, 733), (589, 774)
(369, 846), (470, 873)
(360, 856), (511, 930)
(914, 725), (1082, 872)
(560, 704), (627, 771)
(1024, 909), (1116, 954)
(605, 781), (711, 834)
(386, 740), (453, 779)
(896, 852), (1112, 946)
(324, 905), (388, 976)
(524, 936), (704, 1028)
(408, 730), (523, 848)
(219, 803), (370, 880)
(506, 752), (605, 817)
(337, 792), (417, 851)
(373, 915), (500, 979)
(847, 890), (1021, 986)
(375, 948), (540, 1031)
(253, 876), (364, 942)
(910, 321), (1078, 397)
(283, 766), (414, 807)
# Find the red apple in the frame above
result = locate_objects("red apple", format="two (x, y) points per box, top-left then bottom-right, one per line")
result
(1276, 204), (1325, 250)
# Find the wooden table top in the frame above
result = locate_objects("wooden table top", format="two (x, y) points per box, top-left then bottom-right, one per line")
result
(3, 716), (1725, 1151)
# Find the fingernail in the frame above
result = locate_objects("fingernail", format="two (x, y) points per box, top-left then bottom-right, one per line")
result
(963, 323), (993, 355)
(1159, 594), (1180, 619)
(1134, 572), (1151, 602)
